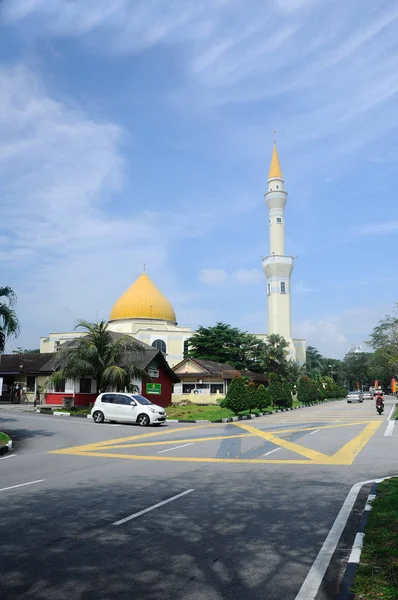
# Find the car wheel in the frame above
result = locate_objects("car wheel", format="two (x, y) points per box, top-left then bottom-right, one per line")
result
(93, 411), (105, 423)
(347, 400), (351, 403)
(137, 414), (150, 427)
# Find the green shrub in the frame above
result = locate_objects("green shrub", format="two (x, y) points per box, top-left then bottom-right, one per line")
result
(246, 382), (258, 413)
(255, 384), (271, 410)
(223, 376), (249, 414)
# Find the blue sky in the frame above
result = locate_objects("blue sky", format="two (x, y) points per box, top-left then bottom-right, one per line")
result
(1, 0), (398, 358)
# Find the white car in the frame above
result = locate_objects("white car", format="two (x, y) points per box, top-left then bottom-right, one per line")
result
(346, 391), (363, 403)
(362, 391), (373, 400)
(91, 393), (166, 426)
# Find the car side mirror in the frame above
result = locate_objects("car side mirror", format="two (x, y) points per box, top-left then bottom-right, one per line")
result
(130, 401), (136, 406)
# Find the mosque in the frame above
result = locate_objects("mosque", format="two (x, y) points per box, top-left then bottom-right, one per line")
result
(40, 142), (306, 367)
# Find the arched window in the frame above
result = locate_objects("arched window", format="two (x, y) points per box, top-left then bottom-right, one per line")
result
(183, 340), (189, 358)
(152, 339), (166, 354)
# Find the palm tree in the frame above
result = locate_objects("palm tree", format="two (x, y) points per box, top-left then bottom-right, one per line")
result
(0, 286), (20, 353)
(48, 320), (148, 394)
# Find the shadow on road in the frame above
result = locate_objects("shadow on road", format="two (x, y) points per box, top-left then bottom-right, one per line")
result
(0, 469), (345, 600)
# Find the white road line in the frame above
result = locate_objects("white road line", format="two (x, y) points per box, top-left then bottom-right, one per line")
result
(334, 419), (341, 422)
(294, 477), (389, 600)
(113, 489), (195, 526)
(0, 479), (45, 493)
(387, 402), (396, 420)
(263, 448), (281, 456)
(348, 532), (364, 563)
(309, 430), (319, 435)
(384, 420), (395, 436)
(157, 443), (194, 454)
(0, 454), (17, 461)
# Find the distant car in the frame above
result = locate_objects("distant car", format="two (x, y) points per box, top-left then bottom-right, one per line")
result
(362, 391), (373, 400)
(346, 391), (363, 403)
(373, 389), (384, 397)
(91, 393), (166, 426)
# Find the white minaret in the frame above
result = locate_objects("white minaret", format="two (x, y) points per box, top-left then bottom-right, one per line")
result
(262, 141), (295, 344)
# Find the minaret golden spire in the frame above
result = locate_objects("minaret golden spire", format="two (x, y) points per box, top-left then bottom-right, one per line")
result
(268, 136), (283, 179)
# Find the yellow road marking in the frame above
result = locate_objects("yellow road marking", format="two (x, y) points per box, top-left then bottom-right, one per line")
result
(328, 421), (382, 464)
(50, 420), (382, 465)
(96, 433), (253, 450)
(234, 422), (329, 462)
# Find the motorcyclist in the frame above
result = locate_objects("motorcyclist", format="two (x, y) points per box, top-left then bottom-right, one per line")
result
(375, 391), (384, 410)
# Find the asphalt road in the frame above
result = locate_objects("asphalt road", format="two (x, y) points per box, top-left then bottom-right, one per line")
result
(0, 398), (397, 600)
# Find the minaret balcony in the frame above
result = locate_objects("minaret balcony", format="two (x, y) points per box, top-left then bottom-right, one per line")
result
(262, 255), (294, 278)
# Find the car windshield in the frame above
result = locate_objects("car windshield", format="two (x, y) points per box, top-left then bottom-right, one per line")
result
(132, 395), (153, 405)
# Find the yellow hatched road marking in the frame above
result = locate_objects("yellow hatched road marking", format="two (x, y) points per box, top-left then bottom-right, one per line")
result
(49, 420), (382, 465)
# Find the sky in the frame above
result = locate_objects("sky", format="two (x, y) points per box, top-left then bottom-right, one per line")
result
(1, 0), (398, 359)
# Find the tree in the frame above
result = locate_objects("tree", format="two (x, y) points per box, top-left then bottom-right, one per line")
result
(297, 376), (319, 404)
(48, 320), (147, 394)
(0, 286), (20, 353)
(188, 322), (265, 371)
(343, 352), (372, 390)
(261, 334), (290, 382)
(305, 346), (323, 377)
(255, 384), (271, 410)
(368, 305), (398, 377)
(221, 376), (248, 414)
(369, 348), (396, 389)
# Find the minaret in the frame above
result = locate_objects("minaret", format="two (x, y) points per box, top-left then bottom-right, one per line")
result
(262, 141), (294, 342)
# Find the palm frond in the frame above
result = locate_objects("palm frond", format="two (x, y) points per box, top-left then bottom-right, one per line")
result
(0, 287), (17, 306)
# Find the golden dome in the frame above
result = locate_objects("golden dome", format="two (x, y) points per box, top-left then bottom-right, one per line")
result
(110, 273), (176, 323)
(268, 142), (283, 179)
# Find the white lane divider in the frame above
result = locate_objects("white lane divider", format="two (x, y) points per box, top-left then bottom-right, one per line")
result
(309, 430), (319, 436)
(113, 489), (195, 526)
(263, 447), (281, 457)
(0, 479), (46, 493)
(385, 421), (395, 436)
(0, 454), (17, 461)
(364, 494), (376, 511)
(157, 443), (194, 454)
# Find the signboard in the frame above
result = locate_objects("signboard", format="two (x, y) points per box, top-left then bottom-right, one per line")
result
(146, 383), (161, 395)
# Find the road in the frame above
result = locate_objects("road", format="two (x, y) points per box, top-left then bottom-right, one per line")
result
(0, 398), (397, 600)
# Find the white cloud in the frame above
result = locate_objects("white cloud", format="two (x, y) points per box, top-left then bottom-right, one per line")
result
(233, 268), (263, 283)
(294, 304), (390, 358)
(0, 64), (234, 347)
(199, 269), (228, 285)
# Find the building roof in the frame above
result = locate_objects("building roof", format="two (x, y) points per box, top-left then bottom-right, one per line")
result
(0, 353), (55, 375)
(173, 357), (267, 383)
(40, 332), (180, 383)
(268, 142), (283, 179)
(109, 272), (177, 324)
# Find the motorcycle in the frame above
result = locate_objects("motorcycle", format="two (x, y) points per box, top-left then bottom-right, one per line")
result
(376, 401), (384, 415)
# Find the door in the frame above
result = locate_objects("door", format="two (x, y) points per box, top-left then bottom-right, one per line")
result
(116, 395), (139, 423)
(100, 394), (118, 419)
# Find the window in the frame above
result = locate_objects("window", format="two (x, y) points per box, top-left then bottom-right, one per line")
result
(269, 218), (271, 225)
(79, 378), (91, 393)
(152, 339), (166, 354)
(148, 366), (159, 378)
(280, 281), (286, 294)
(26, 376), (35, 392)
(210, 383), (224, 394)
(133, 395), (152, 405)
(101, 394), (114, 403)
(276, 185), (279, 189)
(116, 395), (134, 405)
(267, 283), (271, 296)
(183, 340), (189, 358)
(182, 384), (196, 394)
(54, 378), (65, 393)
(276, 217), (282, 224)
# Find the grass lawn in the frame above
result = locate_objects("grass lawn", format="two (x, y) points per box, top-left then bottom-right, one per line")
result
(353, 478), (398, 599)
(166, 400), (304, 422)
(393, 407), (398, 420)
(53, 407), (91, 416)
